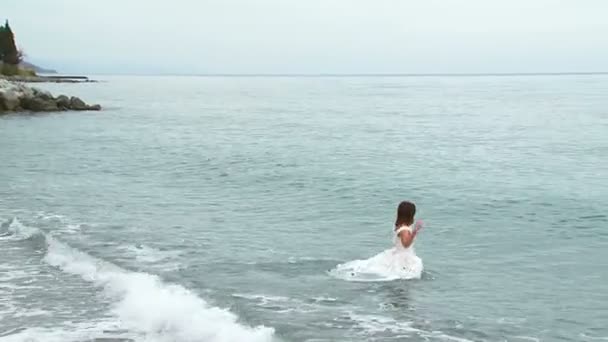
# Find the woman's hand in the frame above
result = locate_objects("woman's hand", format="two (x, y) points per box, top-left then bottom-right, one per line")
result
(414, 220), (424, 233)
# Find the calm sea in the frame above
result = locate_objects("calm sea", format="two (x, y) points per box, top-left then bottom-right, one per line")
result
(1, 75), (607, 341)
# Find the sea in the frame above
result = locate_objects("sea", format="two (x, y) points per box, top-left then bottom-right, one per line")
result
(0, 75), (607, 342)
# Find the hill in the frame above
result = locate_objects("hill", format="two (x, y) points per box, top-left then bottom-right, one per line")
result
(21, 61), (57, 74)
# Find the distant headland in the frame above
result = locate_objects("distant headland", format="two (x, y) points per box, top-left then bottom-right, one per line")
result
(0, 20), (100, 114)
(20, 61), (57, 74)
(0, 20), (92, 83)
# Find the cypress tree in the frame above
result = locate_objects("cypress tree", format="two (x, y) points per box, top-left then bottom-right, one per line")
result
(2, 20), (21, 65)
(0, 22), (7, 61)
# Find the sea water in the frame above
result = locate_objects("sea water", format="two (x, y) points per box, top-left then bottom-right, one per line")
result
(0, 75), (607, 341)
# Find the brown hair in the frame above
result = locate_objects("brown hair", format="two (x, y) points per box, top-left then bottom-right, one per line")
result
(395, 201), (416, 229)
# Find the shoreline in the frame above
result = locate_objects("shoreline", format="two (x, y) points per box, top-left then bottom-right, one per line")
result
(0, 75), (96, 83)
(0, 78), (101, 113)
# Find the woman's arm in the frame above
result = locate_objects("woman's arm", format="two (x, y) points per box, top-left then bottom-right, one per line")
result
(399, 229), (417, 248)
(399, 221), (424, 248)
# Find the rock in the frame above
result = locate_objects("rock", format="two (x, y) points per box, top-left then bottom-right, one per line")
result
(55, 95), (70, 109)
(0, 78), (101, 113)
(17, 85), (34, 99)
(69, 96), (87, 110)
(21, 96), (59, 112)
(0, 89), (21, 111)
(33, 88), (53, 101)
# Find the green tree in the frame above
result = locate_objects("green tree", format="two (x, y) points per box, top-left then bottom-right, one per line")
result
(0, 20), (21, 65)
(0, 22), (7, 61)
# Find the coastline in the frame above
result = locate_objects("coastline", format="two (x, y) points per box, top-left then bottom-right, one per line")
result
(0, 74), (96, 83)
(0, 78), (101, 113)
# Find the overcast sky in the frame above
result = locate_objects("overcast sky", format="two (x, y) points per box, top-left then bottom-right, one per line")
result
(2, 0), (607, 74)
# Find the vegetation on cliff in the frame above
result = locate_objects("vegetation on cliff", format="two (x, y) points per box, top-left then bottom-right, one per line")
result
(0, 20), (34, 76)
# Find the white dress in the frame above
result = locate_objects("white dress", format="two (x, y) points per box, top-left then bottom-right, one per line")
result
(330, 225), (423, 281)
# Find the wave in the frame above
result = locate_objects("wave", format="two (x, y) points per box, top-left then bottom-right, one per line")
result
(580, 334), (608, 341)
(120, 243), (183, 263)
(116, 243), (185, 272)
(35, 211), (68, 222)
(1, 217), (276, 342)
(0, 217), (39, 241)
(36, 211), (87, 234)
(347, 313), (475, 342)
(232, 293), (329, 314)
(0, 321), (132, 342)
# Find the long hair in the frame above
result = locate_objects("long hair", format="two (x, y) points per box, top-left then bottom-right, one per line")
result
(395, 201), (416, 229)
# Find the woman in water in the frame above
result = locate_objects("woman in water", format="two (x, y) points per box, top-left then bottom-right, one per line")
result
(394, 201), (424, 250)
(332, 200), (424, 280)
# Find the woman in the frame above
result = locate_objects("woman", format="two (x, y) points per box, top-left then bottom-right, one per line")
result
(331, 201), (424, 281)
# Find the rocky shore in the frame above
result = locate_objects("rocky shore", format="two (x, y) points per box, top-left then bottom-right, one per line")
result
(1, 75), (95, 83)
(0, 79), (101, 113)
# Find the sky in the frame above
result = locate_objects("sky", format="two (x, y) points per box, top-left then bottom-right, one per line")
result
(2, 0), (608, 74)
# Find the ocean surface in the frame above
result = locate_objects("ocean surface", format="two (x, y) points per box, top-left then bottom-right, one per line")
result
(0, 75), (607, 342)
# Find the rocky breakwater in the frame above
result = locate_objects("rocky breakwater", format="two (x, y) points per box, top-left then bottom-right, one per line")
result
(0, 79), (101, 114)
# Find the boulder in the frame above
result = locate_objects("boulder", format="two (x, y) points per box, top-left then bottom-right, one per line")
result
(55, 95), (70, 109)
(69, 96), (87, 110)
(16, 84), (34, 98)
(0, 89), (21, 111)
(32, 88), (54, 101)
(21, 96), (59, 112)
(0, 78), (102, 113)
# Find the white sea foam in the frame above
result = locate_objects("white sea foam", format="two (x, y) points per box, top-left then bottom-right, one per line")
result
(312, 296), (338, 303)
(511, 336), (541, 342)
(348, 313), (419, 334)
(0, 218), (39, 241)
(0, 217), (274, 342)
(0, 320), (131, 342)
(12, 308), (51, 318)
(121, 243), (182, 263)
(35, 211), (88, 234)
(43, 236), (275, 342)
(347, 313), (475, 342)
(232, 293), (292, 304)
(580, 333), (608, 341)
(0, 270), (33, 282)
(62, 223), (83, 234)
(233, 293), (324, 313)
(286, 256), (335, 264)
(36, 211), (68, 221)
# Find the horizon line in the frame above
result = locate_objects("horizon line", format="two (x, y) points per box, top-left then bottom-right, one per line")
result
(81, 71), (608, 77)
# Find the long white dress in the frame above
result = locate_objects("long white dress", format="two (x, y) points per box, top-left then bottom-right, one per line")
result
(330, 225), (423, 281)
